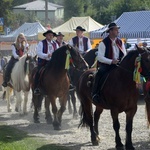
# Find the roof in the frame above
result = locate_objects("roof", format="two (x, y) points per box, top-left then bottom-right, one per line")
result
(90, 11), (150, 39)
(1, 22), (46, 41)
(53, 16), (103, 33)
(14, 0), (63, 11)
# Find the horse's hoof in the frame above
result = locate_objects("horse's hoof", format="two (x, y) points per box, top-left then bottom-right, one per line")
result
(8, 108), (12, 112)
(34, 119), (40, 123)
(92, 140), (99, 146)
(15, 107), (19, 112)
(54, 126), (61, 130)
(125, 145), (135, 150)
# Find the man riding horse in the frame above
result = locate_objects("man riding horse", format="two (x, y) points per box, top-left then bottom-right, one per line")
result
(92, 22), (127, 103)
(34, 30), (59, 95)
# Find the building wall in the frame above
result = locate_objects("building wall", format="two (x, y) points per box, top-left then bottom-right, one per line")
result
(13, 8), (64, 21)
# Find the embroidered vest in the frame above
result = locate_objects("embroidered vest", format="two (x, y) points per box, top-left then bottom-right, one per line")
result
(103, 36), (124, 61)
(55, 40), (66, 47)
(38, 39), (57, 66)
(12, 43), (24, 57)
(72, 36), (88, 51)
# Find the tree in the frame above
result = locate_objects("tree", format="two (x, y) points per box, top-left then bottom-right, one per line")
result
(64, 0), (84, 21)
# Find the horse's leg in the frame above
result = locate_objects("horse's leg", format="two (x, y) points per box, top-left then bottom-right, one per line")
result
(49, 96), (61, 130)
(80, 97), (99, 145)
(111, 109), (124, 149)
(6, 87), (12, 112)
(33, 94), (41, 123)
(57, 95), (67, 124)
(15, 91), (22, 114)
(93, 106), (103, 136)
(67, 92), (72, 114)
(125, 106), (137, 150)
(22, 91), (29, 115)
(70, 90), (78, 119)
(45, 96), (53, 124)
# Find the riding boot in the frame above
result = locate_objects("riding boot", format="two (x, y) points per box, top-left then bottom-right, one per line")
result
(34, 72), (40, 95)
(92, 73), (101, 103)
(67, 70), (75, 91)
(2, 76), (9, 87)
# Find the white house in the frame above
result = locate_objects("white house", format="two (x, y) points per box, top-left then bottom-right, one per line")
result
(13, 0), (64, 22)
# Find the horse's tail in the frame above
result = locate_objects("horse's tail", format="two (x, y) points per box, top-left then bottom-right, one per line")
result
(78, 101), (92, 128)
(76, 69), (94, 128)
(145, 99), (150, 128)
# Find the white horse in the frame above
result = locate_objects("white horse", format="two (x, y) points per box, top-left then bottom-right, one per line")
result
(6, 54), (36, 114)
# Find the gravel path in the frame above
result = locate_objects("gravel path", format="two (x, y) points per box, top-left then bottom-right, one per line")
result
(0, 91), (150, 150)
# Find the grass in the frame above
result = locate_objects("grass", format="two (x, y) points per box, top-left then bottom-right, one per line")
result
(0, 125), (70, 150)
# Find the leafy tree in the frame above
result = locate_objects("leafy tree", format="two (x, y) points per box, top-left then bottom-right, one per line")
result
(64, 0), (84, 21)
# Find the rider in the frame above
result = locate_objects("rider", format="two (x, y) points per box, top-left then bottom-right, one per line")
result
(68, 26), (92, 90)
(69, 26), (92, 55)
(55, 32), (67, 47)
(34, 30), (59, 95)
(2, 33), (29, 87)
(92, 22), (126, 103)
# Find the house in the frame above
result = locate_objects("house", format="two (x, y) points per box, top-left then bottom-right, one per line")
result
(13, 0), (64, 22)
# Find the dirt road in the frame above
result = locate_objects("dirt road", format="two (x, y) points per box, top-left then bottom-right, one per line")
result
(0, 91), (150, 150)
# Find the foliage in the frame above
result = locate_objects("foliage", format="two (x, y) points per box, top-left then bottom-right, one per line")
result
(1, 0), (150, 29)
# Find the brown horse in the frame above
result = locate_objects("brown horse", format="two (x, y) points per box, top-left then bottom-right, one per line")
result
(32, 44), (88, 130)
(68, 48), (98, 118)
(76, 46), (150, 150)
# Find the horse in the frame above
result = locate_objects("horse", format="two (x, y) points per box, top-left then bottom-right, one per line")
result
(32, 44), (88, 130)
(76, 46), (150, 150)
(67, 48), (98, 118)
(5, 54), (36, 114)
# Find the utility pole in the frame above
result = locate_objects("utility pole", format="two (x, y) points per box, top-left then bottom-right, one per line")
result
(45, 0), (48, 27)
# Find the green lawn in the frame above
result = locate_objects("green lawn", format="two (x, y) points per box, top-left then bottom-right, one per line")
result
(0, 125), (70, 150)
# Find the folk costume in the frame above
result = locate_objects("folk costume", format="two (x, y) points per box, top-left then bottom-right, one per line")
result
(69, 26), (92, 55)
(92, 23), (126, 103)
(55, 32), (67, 47)
(2, 41), (29, 87)
(34, 30), (59, 95)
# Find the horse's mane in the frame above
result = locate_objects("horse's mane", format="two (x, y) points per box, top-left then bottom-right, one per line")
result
(46, 45), (80, 70)
(46, 45), (67, 69)
(11, 55), (30, 91)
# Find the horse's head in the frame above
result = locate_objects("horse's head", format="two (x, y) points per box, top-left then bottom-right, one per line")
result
(66, 44), (89, 71)
(24, 54), (37, 75)
(136, 45), (150, 78)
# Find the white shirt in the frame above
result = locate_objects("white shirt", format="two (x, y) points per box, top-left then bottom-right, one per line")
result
(97, 38), (126, 65)
(12, 43), (29, 59)
(69, 36), (92, 53)
(36, 40), (59, 61)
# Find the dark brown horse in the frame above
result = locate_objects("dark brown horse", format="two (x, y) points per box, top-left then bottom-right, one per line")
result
(76, 46), (150, 150)
(68, 48), (98, 118)
(32, 44), (88, 130)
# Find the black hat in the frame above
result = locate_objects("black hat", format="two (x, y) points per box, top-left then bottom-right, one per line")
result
(56, 32), (64, 37)
(73, 26), (86, 31)
(43, 30), (57, 37)
(106, 22), (120, 33)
